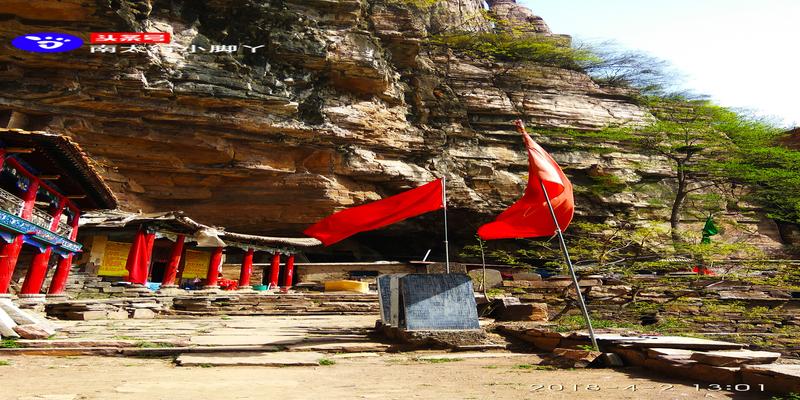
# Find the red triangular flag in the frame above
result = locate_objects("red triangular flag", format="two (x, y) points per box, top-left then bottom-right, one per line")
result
(305, 179), (444, 246)
(477, 121), (574, 240)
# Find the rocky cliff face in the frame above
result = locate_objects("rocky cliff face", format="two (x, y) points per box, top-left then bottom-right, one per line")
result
(0, 0), (788, 258)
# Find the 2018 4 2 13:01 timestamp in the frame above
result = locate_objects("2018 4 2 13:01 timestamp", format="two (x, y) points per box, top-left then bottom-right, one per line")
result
(695, 384), (766, 392)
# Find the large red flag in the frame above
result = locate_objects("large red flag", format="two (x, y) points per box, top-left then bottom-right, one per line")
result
(477, 121), (574, 240)
(304, 179), (444, 246)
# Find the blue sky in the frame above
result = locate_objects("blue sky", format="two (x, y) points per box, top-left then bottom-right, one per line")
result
(519, 0), (800, 127)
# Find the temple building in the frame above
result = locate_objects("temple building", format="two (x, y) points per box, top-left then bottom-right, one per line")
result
(75, 210), (322, 293)
(0, 128), (117, 298)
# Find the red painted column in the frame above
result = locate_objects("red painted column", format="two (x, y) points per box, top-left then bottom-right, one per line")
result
(141, 232), (155, 283)
(22, 196), (67, 295)
(239, 248), (254, 288)
(0, 237), (23, 294)
(205, 246), (223, 288)
(125, 229), (145, 284)
(0, 176), (40, 294)
(48, 210), (80, 295)
(282, 254), (295, 289)
(20, 178), (39, 220)
(48, 198), (67, 231)
(268, 252), (281, 289)
(20, 247), (52, 295)
(161, 235), (185, 287)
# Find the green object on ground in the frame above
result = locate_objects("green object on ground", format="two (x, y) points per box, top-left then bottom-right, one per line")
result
(701, 217), (719, 244)
(252, 285), (267, 291)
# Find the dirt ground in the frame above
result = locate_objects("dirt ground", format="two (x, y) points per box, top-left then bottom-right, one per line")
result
(0, 354), (770, 400)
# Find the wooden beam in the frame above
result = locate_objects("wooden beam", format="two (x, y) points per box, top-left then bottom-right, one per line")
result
(4, 147), (34, 153)
(37, 175), (60, 180)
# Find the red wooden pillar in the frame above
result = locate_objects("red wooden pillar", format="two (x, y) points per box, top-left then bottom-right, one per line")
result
(20, 178), (39, 220)
(268, 252), (281, 288)
(282, 254), (295, 289)
(0, 176), (39, 294)
(205, 246), (223, 288)
(20, 247), (51, 295)
(125, 229), (146, 284)
(142, 232), (155, 283)
(22, 198), (67, 296)
(160, 235), (185, 287)
(48, 209), (80, 295)
(0, 237), (23, 294)
(239, 248), (254, 288)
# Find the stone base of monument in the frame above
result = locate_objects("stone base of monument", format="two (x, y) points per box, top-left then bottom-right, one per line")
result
(376, 320), (490, 350)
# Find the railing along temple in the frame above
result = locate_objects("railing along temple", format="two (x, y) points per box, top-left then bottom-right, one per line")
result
(0, 186), (23, 215)
(30, 207), (51, 229)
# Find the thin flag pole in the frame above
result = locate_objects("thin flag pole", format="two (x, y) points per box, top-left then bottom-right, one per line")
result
(442, 177), (451, 273)
(479, 238), (489, 300)
(539, 180), (599, 350)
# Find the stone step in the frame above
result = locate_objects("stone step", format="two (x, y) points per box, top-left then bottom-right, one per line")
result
(416, 352), (536, 361)
(176, 351), (325, 367)
(690, 350), (782, 367)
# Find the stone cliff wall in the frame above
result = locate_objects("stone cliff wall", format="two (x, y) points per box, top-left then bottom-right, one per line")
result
(0, 0), (788, 258)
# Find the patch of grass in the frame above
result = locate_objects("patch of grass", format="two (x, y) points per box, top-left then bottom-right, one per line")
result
(135, 341), (173, 348)
(0, 339), (19, 348)
(420, 358), (463, 363)
(554, 315), (638, 332)
(483, 365), (498, 369)
(485, 288), (505, 297)
(220, 315), (232, 320)
(112, 335), (143, 341)
(198, 363), (213, 368)
(318, 358), (336, 366)
(513, 364), (535, 370)
(771, 393), (800, 400)
(0, 360), (10, 366)
(647, 317), (690, 333)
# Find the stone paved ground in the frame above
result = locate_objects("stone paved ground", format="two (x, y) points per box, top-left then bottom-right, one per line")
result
(0, 315), (788, 399)
(54, 314), (379, 348)
(0, 354), (770, 400)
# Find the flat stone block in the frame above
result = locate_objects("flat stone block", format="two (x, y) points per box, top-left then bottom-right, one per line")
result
(611, 346), (647, 366)
(417, 352), (533, 360)
(176, 351), (325, 367)
(63, 311), (106, 321)
(689, 363), (741, 385)
(529, 336), (561, 352)
(690, 350), (781, 367)
(512, 271), (542, 281)
(13, 324), (51, 339)
(495, 303), (548, 322)
(468, 269), (503, 289)
(131, 309), (156, 319)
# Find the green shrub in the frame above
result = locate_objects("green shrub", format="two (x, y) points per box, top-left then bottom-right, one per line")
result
(430, 32), (597, 69)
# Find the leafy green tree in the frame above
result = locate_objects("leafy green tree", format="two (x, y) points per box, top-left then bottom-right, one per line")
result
(715, 116), (800, 225)
(634, 97), (736, 242)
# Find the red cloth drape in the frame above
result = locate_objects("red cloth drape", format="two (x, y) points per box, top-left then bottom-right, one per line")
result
(304, 179), (444, 246)
(478, 122), (574, 240)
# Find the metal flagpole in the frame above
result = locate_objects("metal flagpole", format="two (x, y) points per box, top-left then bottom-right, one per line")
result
(539, 180), (599, 350)
(442, 177), (450, 274)
(479, 238), (489, 300)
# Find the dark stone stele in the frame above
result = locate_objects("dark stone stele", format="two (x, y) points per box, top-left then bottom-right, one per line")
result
(397, 273), (480, 331)
(377, 274), (392, 323)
